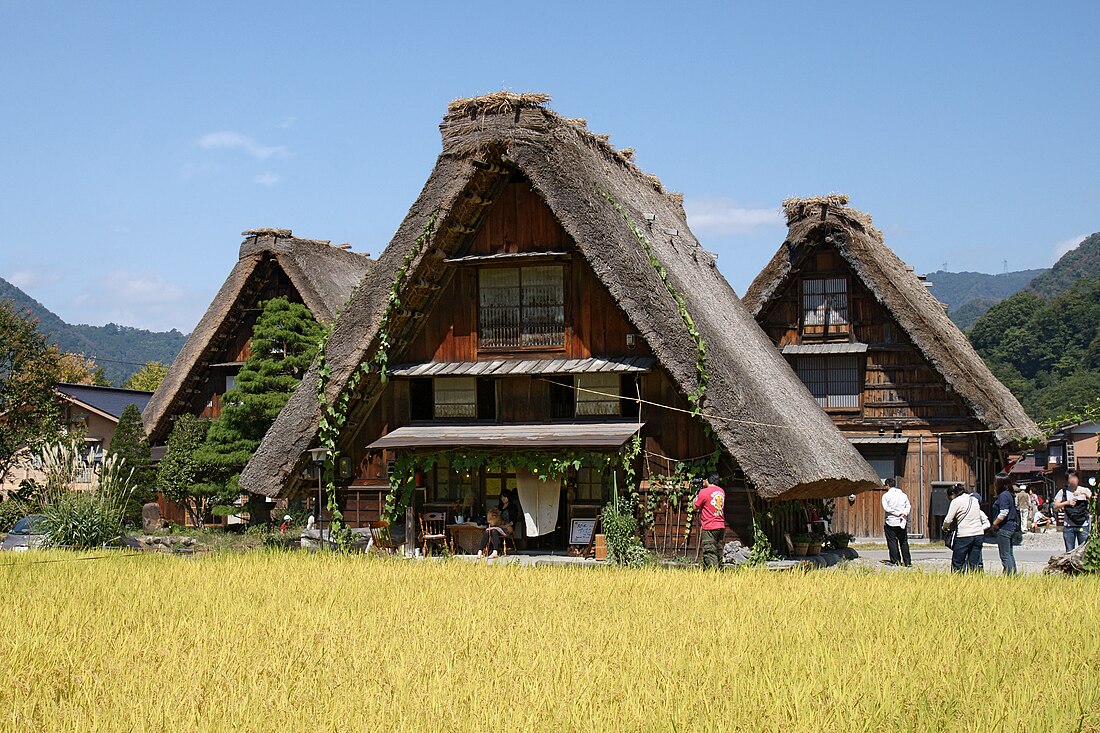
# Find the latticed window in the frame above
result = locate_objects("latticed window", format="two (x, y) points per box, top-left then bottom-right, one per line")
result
(433, 377), (476, 418)
(479, 266), (565, 348)
(796, 355), (860, 409)
(802, 277), (849, 337)
(575, 373), (621, 416)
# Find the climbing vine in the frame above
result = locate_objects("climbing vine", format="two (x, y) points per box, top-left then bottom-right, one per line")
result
(597, 186), (723, 544)
(372, 212), (440, 380)
(597, 186), (708, 412)
(382, 448), (623, 523)
(311, 210), (439, 550)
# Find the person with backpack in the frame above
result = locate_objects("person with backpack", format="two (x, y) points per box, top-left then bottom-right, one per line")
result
(1054, 471), (1092, 551)
(942, 485), (988, 572)
(990, 473), (1021, 575)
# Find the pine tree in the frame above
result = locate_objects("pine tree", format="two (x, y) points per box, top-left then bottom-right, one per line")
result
(195, 297), (323, 503)
(110, 403), (153, 521)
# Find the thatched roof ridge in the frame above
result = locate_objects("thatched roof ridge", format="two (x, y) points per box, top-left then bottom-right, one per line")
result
(743, 196), (1041, 447)
(141, 230), (373, 442)
(240, 96), (880, 500)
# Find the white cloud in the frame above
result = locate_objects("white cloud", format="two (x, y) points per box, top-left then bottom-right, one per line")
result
(5, 268), (63, 289)
(67, 270), (195, 331)
(252, 172), (282, 186)
(196, 131), (289, 160)
(1054, 234), (1087, 262)
(683, 197), (784, 237)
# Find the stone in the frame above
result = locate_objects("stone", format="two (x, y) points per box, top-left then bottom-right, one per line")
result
(141, 502), (163, 533)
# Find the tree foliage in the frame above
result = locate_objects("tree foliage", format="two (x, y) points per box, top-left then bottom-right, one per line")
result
(969, 280), (1100, 422)
(156, 414), (223, 527)
(122, 361), (168, 391)
(55, 350), (109, 386)
(110, 403), (154, 520)
(194, 297), (322, 504)
(0, 301), (61, 483)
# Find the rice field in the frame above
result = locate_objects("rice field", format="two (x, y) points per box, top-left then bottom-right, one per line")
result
(1, 551), (1098, 732)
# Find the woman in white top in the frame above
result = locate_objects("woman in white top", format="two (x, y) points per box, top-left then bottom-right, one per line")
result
(942, 486), (989, 572)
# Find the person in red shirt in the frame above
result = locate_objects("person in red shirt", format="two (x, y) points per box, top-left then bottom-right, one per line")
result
(693, 473), (726, 568)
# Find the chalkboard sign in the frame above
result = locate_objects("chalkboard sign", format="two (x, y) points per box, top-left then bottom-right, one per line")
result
(569, 518), (598, 545)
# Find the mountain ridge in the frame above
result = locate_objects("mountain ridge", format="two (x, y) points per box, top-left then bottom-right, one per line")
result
(0, 276), (187, 386)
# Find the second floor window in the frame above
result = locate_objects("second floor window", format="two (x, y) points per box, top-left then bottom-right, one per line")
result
(802, 277), (849, 337)
(479, 265), (565, 349)
(796, 355), (860, 410)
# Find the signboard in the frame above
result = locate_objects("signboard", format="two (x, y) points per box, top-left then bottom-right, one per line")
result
(569, 518), (598, 546)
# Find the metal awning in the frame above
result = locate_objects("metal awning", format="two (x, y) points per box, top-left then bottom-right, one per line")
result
(848, 435), (909, 445)
(444, 251), (572, 264)
(367, 422), (644, 450)
(389, 356), (655, 378)
(782, 343), (869, 355)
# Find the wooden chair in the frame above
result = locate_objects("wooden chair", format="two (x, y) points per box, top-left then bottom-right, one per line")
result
(418, 512), (448, 556)
(367, 521), (402, 555)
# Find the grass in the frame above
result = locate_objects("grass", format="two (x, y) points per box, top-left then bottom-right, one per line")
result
(1, 550), (1097, 732)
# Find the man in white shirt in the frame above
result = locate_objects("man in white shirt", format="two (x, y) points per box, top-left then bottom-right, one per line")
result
(881, 478), (912, 567)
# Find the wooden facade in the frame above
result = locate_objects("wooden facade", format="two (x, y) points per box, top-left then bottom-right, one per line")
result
(755, 247), (1002, 539)
(331, 180), (744, 549)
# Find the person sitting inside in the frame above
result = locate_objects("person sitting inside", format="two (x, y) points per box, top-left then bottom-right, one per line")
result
(478, 493), (518, 558)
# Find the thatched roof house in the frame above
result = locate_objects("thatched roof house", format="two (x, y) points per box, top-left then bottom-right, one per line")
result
(142, 229), (373, 443)
(743, 195), (1040, 447)
(240, 92), (879, 502)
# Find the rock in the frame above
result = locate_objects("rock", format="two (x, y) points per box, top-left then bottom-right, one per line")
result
(141, 502), (163, 533)
(139, 535), (156, 546)
(182, 537), (196, 547)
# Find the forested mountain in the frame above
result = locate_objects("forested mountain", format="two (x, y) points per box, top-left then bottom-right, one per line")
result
(1026, 232), (1100, 299)
(924, 268), (1046, 330)
(967, 231), (1100, 422)
(0, 276), (186, 386)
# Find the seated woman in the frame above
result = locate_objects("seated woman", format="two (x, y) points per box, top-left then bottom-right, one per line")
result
(478, 493), (519, 558)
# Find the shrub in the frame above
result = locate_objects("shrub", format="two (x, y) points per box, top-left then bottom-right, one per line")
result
(39, 492), (126, 548)
(36, 441), (134, 549)
(601, 496), (650, 567)
(747, 519), (776, 566)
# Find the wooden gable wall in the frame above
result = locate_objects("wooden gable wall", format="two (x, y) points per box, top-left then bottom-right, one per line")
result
(195, 258), (302, 420)
(756, 247), (978, 431)
(404, 180), (647, 363)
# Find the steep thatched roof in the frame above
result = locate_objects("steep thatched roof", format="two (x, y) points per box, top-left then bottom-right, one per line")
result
(240, 93), (880, 501)
(742, 195), (1041, 447)
(142, 230), (372, 443)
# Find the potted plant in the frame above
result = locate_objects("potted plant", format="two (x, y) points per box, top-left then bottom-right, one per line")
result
(806, 532), (825, 556)
(825, 531), (854, 551)
(792, 534), (811, 557)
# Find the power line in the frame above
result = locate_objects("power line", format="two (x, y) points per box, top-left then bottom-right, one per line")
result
(539, 378), (1037, 439)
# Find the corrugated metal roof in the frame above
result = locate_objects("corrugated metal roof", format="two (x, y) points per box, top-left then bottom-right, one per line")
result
(847, 435), (909, 445)
(782, 343), (869, 355)
(368, 422), (644, 450)
(443, 251), (571, 264)
(390, 356), (656, 378)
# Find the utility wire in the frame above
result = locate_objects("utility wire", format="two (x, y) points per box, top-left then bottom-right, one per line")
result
(540, 378), (1038, 439)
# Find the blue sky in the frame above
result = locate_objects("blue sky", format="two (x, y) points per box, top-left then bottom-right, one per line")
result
(1, 1), (1097, 332)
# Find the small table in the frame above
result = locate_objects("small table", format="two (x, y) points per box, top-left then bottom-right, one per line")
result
(448, 524), (485, 554)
